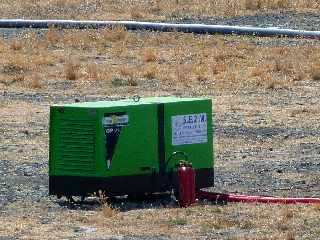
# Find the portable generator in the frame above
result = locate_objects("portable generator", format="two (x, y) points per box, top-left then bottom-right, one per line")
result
(49, 96), (214, 198)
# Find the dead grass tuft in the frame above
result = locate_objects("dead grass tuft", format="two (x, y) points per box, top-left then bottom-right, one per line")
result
(285, 231), (296, 240)
(311, 63), (320, 81)
(97, 191), (118, 218)
(275, 0), (291, 9)
(289, 107), (313, 117)
(313, 204), (320, 212)
(10, 39), (23, 51)
(119, 66), (135, 79)
(128, 78), (138, 86)
(282, 208), (294, 222)
(45, 28), (60, 45)
(250, 67), (265, 78)
(27, 73), (42, 89)
(111, 76), (137, 86)
(245, 0), (263, 10)
(12, 74), (25, 84)
(99, 66), (113, 82)
(141, 48), (157, 62)
(101, 26), (128, 42)
(86, 63), (99, 80)
(130, 7), (144, 20)
(62, 30), (93, 50)
(142, 64), (158, 79)
(3, 55), (29, 75)
(101, 203), (118, 218)
(277, 208), (294, 232)
(273, 59), (293, 74)
(175, 64), (191, 83)
(245, 0), (292, 10)
(0, 74), (25, 87)
(193, 63), (209, 82)
(113, 66), (138, 86)
(64, 57), (80, 80)
(0, 40), (6, 54)
(31, 53), (57, 67)
(211, 62), (226, 75)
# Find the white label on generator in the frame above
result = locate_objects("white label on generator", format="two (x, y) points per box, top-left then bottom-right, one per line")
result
(172, 113), (207, 145)
(102, 114), (129, 127)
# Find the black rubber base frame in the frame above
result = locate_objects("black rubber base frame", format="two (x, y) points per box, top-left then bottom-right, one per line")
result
(49, 168), (214, 197)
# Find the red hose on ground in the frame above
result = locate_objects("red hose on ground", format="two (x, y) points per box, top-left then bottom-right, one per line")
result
(177, 161), (320, 205)
(197, 190), (320, 204)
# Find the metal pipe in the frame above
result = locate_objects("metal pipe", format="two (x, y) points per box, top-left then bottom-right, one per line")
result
(0, 19), (320, 39)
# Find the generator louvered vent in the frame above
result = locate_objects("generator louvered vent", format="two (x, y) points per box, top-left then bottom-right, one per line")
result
(56, 118), (96, 174)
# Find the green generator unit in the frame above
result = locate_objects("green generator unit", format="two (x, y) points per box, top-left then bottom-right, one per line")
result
(49, 97), (214, 198)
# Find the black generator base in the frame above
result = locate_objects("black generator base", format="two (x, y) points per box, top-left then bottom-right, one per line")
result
(49, 168), (214, 197)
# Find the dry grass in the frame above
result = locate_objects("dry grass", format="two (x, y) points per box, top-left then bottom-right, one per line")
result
(97, 191), (119, 218)
(27, 73), (42, 89)
(100, 26), (128, 42)
(64, 57), (80, 80)
(10, 39), (24, 51)
(1, 29), (320, 92)
(311, 62), (320, 80)
(244, 0), (294, 10)
(86, 63), (99, 80)
(142, 64), (158, 79)
(1, 202), (316, 239)
(119, 65), (135, 79)
(130, 6), (145, 20)
(3, 54), (29, 75)
(45, 27), (61, 45)
(141, 48), (157, 63)
(0, 0), (318, 21)
(101, 203), (118, 218)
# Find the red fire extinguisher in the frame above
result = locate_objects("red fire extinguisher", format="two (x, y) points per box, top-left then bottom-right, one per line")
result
(178, 160), (196, 208)
(166, 151), (196, 207)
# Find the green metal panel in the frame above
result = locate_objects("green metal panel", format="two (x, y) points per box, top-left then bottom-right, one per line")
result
(95, 104), (159, 177)
(50, 103), (159, 177)
(49, 107), (97, 176)
(163, 99), (213, 170)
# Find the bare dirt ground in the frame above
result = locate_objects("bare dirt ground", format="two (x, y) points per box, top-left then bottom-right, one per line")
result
(1, 2), (320, 239)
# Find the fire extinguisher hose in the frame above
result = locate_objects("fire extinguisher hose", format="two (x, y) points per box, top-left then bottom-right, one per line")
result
(197, 190), (320, 204)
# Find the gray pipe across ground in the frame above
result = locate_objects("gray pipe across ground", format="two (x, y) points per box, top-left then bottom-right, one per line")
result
(0, 19), (320, 39)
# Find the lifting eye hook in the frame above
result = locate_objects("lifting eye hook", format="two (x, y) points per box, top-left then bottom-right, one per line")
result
(133, 95), (141, 102)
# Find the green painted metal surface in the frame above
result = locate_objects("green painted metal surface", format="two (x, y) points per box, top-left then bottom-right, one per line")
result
(164, 100), (213, 170)
(49, 97), (213, 180)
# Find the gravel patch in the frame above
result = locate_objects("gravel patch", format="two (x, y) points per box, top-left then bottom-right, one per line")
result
(175, 11), (320, 30)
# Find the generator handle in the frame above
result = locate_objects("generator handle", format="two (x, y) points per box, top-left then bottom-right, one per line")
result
(165, 151), (188, 169)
